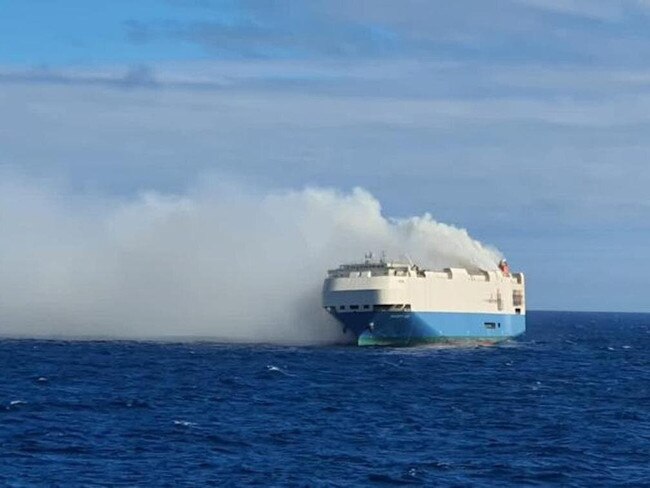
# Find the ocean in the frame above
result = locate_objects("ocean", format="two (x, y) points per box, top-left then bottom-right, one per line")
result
(1, 311), (649, 487)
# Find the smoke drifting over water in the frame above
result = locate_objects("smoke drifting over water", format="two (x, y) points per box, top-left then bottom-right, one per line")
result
(0, 177), (502, 344)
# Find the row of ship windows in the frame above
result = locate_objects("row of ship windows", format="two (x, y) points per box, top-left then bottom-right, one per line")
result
(339, 305), (370, 311)
(335, 304), (412, 312)
(333, 305), (522, 314)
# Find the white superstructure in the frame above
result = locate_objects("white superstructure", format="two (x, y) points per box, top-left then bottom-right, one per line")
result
(323, 259), (526, 315)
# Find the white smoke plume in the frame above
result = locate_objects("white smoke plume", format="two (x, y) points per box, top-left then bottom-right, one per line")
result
(0, 176), (503, 344)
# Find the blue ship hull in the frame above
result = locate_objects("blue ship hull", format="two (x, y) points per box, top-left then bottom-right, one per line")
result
(331, 311), (526, 346)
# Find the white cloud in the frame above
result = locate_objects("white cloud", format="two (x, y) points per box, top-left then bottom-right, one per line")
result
(512, 0), (625, 21)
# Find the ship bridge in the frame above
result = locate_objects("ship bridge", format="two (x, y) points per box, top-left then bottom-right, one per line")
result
(327, 259), (424, 279)
(323, 258), (420, 313)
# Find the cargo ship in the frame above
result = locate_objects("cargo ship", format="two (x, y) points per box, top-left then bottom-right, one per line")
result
(322, 255), (525, 346)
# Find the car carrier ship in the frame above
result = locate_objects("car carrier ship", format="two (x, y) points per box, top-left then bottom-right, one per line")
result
(322, 255), (525, 346)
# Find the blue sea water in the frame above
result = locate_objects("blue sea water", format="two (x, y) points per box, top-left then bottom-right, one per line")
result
(1, 311), (649, 487)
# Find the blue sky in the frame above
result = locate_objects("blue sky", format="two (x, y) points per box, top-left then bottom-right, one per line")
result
(1, 0), (649, 312)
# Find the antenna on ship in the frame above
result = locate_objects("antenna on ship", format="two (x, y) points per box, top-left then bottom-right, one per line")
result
(404, 253), (414, 267)
(365, 251), (373, 264)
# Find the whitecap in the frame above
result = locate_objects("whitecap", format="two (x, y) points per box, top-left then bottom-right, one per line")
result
(265, 365), (295, 377)
(173, 420), (196, 427)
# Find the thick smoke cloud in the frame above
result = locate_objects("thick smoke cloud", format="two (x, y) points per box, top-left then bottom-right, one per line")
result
(0, 176), (502, 344)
